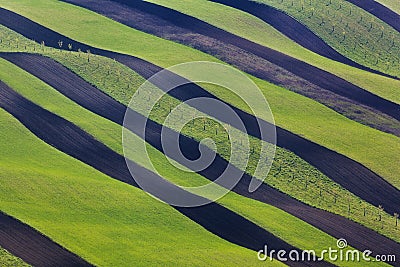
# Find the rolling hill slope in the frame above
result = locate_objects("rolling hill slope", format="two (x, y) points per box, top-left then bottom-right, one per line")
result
(2, 51), (393, 266)
(0, 0), (399, 266)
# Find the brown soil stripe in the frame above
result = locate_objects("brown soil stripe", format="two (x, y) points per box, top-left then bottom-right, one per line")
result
(0, 211), (94, 267)
(346, 0), (400, 33)
(0, 80), (327, 267)
(1, 53), (399, 265)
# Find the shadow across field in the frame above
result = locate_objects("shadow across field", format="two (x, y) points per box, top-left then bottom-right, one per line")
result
(1, 53), (400, 264)
(0, 211), (93, 267)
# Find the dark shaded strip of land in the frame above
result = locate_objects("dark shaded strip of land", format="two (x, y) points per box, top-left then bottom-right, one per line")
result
(0, 81), (327, 267)
(64, 0), (400, 122)
(346, 0), (400, 33)
(1, 54), (399, 265)
(0, 9), (399, 215)
(0, 211), (94, 267)
(61, 0), (400, 137)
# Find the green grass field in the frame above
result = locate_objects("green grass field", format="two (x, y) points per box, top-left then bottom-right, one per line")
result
(0, 1), (399, 265)
(251, 0), (400, 77)
(0, 0), (399, 191)
(146, 0), (400, 105)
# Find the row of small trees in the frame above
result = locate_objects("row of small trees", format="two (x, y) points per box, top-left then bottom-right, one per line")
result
(272, 162), (400, 229)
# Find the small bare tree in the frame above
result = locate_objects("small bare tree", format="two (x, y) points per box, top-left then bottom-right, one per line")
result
(87, 49), (91, 62)
(341, 31), (346, 43)
(378, 205), (384, 221)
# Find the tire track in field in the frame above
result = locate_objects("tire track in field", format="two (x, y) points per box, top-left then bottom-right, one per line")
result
(0, 81), (328, 267)
(0, 211), (94, 267)
(1, 53), (399, 264)
(0, 9), (398, 215)
(64, 0), (400, 122)
(346, 0), (400, 33)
